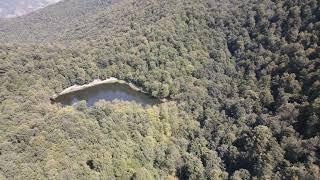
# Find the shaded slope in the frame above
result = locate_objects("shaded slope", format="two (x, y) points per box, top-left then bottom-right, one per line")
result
(0, 0), (115, 42)
(0, 0), (61, 18)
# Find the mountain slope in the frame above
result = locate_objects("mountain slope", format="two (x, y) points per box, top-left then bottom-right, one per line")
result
(0, 0), (61, 18)
(0, 0), (319, 179)
(0, 0), (115, 42)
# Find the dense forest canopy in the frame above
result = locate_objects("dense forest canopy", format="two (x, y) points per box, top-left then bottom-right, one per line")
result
(0, 0), (319, 179)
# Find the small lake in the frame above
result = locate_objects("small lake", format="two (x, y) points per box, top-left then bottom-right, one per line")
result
(53, 83), (160, 107)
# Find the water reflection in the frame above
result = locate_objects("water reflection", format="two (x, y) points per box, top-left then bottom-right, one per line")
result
(54, 83), (159, 107)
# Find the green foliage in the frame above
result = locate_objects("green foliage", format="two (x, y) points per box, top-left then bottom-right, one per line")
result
(0, 0), (319, 179)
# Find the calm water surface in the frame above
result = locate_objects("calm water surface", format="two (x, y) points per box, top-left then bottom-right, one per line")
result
(54, 83), (159, 107)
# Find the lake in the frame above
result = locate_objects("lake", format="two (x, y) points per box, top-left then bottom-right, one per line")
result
(53, 82), (160, 107)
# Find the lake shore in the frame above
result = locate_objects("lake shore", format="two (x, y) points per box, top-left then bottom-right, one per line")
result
(50, 77), (167, 102)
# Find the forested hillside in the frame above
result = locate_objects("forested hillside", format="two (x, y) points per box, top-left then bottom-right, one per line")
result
(0, 0), (61, 18)
(0, 0), (319, 179)
(0, 0), (115, 42)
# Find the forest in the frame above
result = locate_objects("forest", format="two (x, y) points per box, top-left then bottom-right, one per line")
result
(0, 0), (319, 179)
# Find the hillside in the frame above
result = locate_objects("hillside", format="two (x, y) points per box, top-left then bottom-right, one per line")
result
(0, 0), (116, 42)
(0, 0), (61, 18)
(0, 0), (319, 179)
